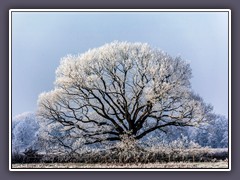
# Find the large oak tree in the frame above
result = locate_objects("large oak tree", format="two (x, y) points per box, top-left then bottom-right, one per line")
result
(37, 41), (212, 146)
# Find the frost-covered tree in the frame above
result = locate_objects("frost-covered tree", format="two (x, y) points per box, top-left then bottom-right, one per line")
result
(37, 41), (212, 145)
(12, 112), (40, 153)
(149, 113), (228, 148)
(37, 117), (88, 155)
(191, 115), (228, 148)
(211, 115), (228, 148)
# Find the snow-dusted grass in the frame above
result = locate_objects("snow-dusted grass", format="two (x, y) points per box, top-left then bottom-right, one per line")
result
(12, 138), (229, 164)
(12, 161), (228, 169)
(12, 143), (229, 169)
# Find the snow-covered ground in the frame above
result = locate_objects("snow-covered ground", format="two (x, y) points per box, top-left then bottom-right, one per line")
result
(12, 161), (228, 169)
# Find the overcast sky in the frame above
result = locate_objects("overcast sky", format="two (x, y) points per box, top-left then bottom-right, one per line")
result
(12, 11), (229, 117)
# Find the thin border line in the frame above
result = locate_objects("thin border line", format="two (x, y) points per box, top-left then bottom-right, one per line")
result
(9, 9), (12, 172)
(228, 9), (231, 171)
(9, 9), (230, 12)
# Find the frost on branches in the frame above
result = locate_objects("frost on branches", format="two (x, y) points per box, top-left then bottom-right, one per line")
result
(37, 41), (212, 147)
(12, 112), (40, 153)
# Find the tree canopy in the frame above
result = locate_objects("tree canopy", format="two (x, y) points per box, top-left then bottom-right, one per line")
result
(12, 112), (39, 153)
(37, 41), (212, 145)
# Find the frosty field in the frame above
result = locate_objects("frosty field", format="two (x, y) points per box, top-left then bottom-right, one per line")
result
(12, 161), (228, 169)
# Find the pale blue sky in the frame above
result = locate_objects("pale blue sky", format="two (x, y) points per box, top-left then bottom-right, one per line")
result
(12, 11), (229, 117)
